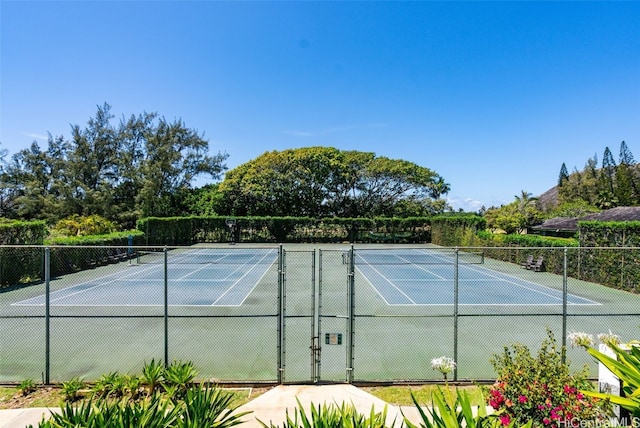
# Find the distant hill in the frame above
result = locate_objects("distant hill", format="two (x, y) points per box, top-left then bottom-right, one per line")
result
(537, 186), (558, 211)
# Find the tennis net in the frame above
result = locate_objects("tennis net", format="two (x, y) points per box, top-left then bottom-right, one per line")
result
(351, 249), (484, 265)
(135, 248), (279, 265)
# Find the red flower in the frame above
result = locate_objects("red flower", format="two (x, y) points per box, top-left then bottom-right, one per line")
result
(518, 395), (528, 403)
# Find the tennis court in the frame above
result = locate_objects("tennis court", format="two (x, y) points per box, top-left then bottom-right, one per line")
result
(1, 244), (639, 384)
(13, 248), (278, 307)
(12, 247), (598, 308)
(352, 248), (598, 306)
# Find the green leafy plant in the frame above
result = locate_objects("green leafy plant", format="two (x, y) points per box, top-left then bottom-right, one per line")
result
(124, 374), (143, 400)
(164, 360), (197, 400)
(178, 382), (250, 428)
(35, 391), (180, 427)
(141, 358), (165, 396)
(485, 329), (606, 427)
(18, 378), (36, 396)
(573, 331), (640, 416)
(61, 376), (85, 402)
(258, 398), (392, 428)
(92, 371), (123, 398)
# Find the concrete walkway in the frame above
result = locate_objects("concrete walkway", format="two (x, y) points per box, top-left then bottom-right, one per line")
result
(0, 384), (429, 428)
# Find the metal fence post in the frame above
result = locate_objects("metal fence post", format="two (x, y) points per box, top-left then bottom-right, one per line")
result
(311, 249), (319, 383)
(453, 247), (459, 382)
(562, 247), (568, 360)
(277, 245), (285, 383)
(346, 245), (355, 383)
(164, 247), (169, 367)
(45, 247), (50, 384)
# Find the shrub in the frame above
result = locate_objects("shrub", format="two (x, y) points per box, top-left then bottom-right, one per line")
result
(485, 329), (606, 427)
(53, 214), (117, 237)
(574, 331), (640, 418)
(258, 398), (391, 428)
(18, 379), (36, 396)
(61, 377), (85, 402)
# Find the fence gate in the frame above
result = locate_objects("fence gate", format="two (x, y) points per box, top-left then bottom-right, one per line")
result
(278, 249), (319, 383)
(313, 249), (354, 383)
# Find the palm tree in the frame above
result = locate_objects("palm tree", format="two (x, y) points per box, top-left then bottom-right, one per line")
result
(514, 190), (539, 214)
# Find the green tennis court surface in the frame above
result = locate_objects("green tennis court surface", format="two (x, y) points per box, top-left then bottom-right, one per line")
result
(13, 248), (278, 307)
(353, 248), (597, 306)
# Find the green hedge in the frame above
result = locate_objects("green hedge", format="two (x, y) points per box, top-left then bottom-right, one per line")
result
(474, 231), (579, 277)
(453, 221), (640, 292)
(577, 221), (640, 291)
(136, 216), (432, 245)
(0, 220), (46, 287)
(430, 215), (486, 246)
(46, 230), (145, 277)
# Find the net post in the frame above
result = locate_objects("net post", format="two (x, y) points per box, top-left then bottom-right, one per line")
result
(226, 218), (237, 245)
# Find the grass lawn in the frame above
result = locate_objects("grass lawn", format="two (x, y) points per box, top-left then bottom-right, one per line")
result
(0, 384), (485, 410)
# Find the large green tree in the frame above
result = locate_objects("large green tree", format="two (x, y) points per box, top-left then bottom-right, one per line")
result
(1, 103), (228, 226)
(209, 147), (449, 217)
(615, 140), (639, 206)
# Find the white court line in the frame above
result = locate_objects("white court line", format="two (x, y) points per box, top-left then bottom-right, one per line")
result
(356, 249), (599, 306)
(12, 262), (161, 305)
(13, 249), (278, 307)
(213, 250), (277, 306)
(355, 264), (417, 305)
(459, 262), (599, 305)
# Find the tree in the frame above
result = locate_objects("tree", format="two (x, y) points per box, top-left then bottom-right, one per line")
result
(214, 147), (449, 217)
(600, 146), (617, 195)
(483, 191), (542, 234)
(558, 163), (569, 187)
(616, 140), (639, 205)
(558, 161), (599, 206)
(619, 140), (635, 165)
(135, 117), (227, 218)
(0, 103), (228, 226)
(546, 200), (600, 219)
(8, 141), (61, 221)
(66, 103), (120, 218)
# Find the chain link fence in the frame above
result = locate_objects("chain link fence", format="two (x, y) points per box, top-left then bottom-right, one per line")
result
(1, 244), (639, 384)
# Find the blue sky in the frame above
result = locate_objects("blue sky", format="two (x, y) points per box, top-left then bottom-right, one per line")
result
(1, 1), (639, 212)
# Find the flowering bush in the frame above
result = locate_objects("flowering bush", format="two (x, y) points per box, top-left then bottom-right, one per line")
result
(485, 329), (607, 427)
(431, 356), (456, 380)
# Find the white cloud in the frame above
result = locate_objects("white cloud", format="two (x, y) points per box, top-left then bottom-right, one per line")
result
(22, 132), (48, 141)
(447, 196), (484, 212)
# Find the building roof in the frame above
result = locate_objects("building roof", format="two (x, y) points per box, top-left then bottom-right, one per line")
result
(532, 207), (640, 232)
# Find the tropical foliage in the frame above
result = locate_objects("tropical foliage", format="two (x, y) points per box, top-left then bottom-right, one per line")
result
(574, 331), (640, 417)
(557, 141), (640, 209)
(259, 399), (392, 428)
(485, 330), (607, 427)
(0, 103), (228, 228)
(204, 147), (449, 218)
(483, 191), (542, 234)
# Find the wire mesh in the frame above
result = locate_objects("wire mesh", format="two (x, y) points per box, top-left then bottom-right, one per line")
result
(1, 244), (639, 383)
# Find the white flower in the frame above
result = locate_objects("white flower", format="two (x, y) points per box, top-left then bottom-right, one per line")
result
(597, 331), (621, 347)
(431, 356), (456, 375)
(567, 331), (594, 348)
